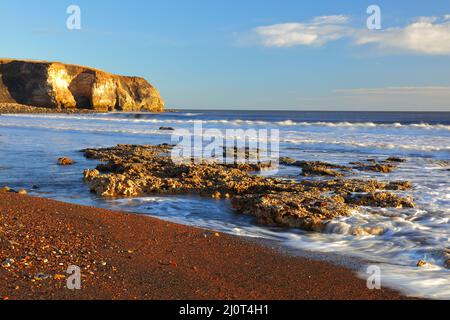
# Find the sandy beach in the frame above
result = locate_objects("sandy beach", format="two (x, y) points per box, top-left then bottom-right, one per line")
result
(0, 191), (411, 300)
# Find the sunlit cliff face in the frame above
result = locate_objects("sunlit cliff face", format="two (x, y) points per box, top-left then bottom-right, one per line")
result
(92, 78), (117, 111)
(47, 65), (76, 108)
(0, 59), (164, 111)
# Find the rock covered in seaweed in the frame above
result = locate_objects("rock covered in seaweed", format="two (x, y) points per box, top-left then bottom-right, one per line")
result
(81, 144), (415, 232)
(280, 157), (350, 177)
(280, 156), (405, 176)
(232, 192), (351, 232)
(345, 192), (415, 208)
(352, 163), (396, 173)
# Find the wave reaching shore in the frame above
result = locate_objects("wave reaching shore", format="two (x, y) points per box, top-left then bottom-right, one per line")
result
(0, 110), (449, 299)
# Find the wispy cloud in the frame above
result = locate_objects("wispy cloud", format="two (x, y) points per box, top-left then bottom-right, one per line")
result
(355, 17), (450, 55)
(244, 15), (450, 55)
(335, 86), (450, 96)
(252, 15), (351, 48)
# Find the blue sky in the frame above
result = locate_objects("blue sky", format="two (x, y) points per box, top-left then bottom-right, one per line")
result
(1, 0), (450, 110)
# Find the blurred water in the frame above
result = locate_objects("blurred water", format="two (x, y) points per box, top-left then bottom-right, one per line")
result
(0, 110), (449, 299)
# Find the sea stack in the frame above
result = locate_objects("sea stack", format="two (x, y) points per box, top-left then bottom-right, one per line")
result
(0, 59), (164, 112)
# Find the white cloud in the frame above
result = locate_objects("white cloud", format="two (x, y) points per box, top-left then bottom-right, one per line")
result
(312, 15), (349, 25)
(249, 15), (450, 55)
(355, 17), (450, 55)
(253, 15), (351, 48)
(335, 86), (450, 96)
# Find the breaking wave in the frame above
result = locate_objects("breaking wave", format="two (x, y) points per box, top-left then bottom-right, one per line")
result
(3, 114), (450, 131)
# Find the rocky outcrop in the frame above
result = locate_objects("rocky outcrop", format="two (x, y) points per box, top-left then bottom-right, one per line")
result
(80, 144), (415, 233)
(0, 59), (164, 112)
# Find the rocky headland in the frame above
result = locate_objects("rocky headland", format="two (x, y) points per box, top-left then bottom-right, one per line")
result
(0, 59), (164, 112)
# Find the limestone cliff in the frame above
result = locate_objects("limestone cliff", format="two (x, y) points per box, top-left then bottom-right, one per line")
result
(0, 59), (164, 112)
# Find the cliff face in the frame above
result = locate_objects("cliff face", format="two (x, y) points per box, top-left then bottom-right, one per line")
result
(0, 59), (164, 112)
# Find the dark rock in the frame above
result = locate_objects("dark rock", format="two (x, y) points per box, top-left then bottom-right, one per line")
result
(279, 157), (298, 166)
(417, 260), (428, 267)
(280, 157), (350, 177)
(300, 163), (343, 177)
(445, 259), (450, 269)
(385, 181), (413, 191)
(232, 193), (350, 232)
(385, 157), (406, 163)
(353, 163), (396, 173)
(58, 157), (75, 166)
(345, 192), (415, 208)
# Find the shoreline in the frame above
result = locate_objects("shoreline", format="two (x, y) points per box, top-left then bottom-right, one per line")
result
(0, 103), (99, 114)
(0, 191), (413, 300)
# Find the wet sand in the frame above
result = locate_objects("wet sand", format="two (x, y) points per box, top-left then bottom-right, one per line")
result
(0, 191), (412, 300)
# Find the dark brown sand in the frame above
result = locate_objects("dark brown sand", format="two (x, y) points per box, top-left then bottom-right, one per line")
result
(0, 191), (411, 300)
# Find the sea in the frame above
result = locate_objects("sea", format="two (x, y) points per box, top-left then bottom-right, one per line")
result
(0, 110), (449, 299)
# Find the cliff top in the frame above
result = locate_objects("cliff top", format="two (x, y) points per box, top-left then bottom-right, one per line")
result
(0, 58), (146, 80)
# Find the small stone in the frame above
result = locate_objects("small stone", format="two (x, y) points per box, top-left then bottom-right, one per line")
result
(2, 258), (14, 268)
(159, 127), (175, 131)
(417, 260), (428, 267)
(212, 192), (221, 199)
(0, 186), (11, 192)
(58, 157), (75, 166)
(445, 259), (450, 269)
(18, 189), (27, 195)
(34, 273), (51, 281)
